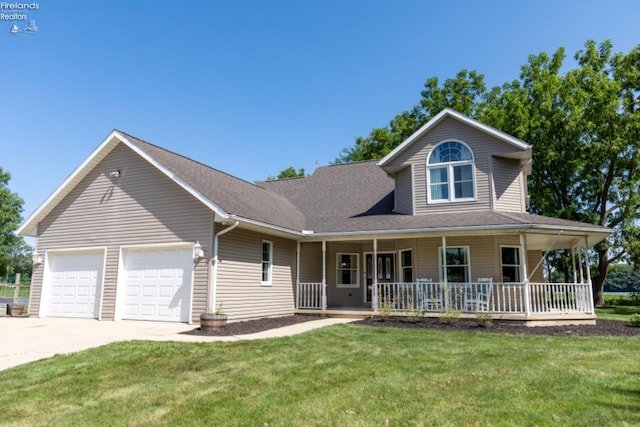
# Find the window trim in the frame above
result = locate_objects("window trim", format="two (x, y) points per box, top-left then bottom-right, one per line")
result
(261, 240), (273, 286)
(438, 246), (471, 283)
(500, 245), (521, 283)
(399, 248), (413, 283)
(336, 252), (360, 288)
(426, 140), (477, 204)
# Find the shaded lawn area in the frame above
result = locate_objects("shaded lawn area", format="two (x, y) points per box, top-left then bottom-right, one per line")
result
(2, 324), (639, 426)
(596, 306), (640, 321)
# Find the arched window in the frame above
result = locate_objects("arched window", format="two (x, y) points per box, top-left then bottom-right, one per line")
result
(427, 141), (475, 202)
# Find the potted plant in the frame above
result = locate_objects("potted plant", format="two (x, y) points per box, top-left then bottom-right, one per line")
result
(200, 302), (228, 331)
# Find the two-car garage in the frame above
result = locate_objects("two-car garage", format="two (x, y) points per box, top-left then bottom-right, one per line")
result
(42, 246), (193, 323)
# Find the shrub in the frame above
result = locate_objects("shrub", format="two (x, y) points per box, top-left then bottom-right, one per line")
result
(629, 314), (640, 327)
(475, 311), (493, 328)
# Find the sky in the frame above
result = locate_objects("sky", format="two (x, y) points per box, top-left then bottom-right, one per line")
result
(2, 0), (639, 228)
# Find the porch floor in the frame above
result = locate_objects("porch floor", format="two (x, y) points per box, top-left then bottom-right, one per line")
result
(295, 307), (597, 326)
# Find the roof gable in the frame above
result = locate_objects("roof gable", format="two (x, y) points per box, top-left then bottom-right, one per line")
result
(18, 131), (306, 236)
(378, 108), (531, 170)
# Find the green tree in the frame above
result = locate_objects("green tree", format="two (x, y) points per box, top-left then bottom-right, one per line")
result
(0, 167), (26, 282)
(265, 166), (306, 181)
(485, 40), (640, 306)
(335, 40), (640, 306)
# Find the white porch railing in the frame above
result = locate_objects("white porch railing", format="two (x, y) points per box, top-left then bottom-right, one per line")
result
(374, 282), (594, 315)
(296, 281), (595, 315)
(528, 282), (593, 314)
(297, 282), (324, 309)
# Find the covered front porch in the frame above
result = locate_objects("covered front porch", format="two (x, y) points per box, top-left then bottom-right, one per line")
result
(294, 229), (599, 325)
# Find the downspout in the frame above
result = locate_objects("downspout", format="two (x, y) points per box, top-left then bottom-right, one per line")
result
(322, 241), (327, 310)
(208, 221), (239, 313)
(296, 241), (300, 310)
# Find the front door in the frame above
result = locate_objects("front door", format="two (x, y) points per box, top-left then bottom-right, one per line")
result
(365, 253), (395, 303)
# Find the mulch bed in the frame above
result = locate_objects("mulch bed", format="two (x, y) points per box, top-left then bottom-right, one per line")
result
(183, 314), (640, 337)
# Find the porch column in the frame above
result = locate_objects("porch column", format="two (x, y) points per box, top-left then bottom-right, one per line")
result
(372, 238), (378, 311)
(520, 233), (531, 317)
(296, 241), (300, 310)
(571, 246), (578, 284)
(584, 236), (595, 312)
(577, 247), (585, 284)
(322, 240), (327, 310)
(441, 236), (448, 286)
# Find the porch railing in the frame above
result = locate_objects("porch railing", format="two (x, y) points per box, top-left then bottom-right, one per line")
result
(297, 282), (324, 309)
(374, 282), (593, 315)
(297, 281), (594, 315)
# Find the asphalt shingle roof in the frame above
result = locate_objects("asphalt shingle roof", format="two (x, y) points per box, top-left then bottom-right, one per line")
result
(121, 131), (609, 236)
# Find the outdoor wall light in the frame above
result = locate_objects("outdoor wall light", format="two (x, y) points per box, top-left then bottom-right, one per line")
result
(109, 170), (122, 178)
(193, 241), (205, 261)
(32, 251), (43, 265)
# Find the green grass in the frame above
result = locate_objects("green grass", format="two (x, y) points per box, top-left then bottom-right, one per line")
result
(0, 285), (30, 298)
(596, 305), (640, 321)
(1, 325), (639, 426)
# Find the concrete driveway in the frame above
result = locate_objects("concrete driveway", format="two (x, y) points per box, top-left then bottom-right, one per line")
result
(1, 316), (356, 371)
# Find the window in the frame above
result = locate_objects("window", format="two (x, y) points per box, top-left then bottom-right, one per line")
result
(439, 246), (470, 283)
(501, 246), (521, 282)
(400, 249), (413, 282)
(336, 253), (359, 288)
(427, 141), (475, 203)
(261, 240), (272, 285)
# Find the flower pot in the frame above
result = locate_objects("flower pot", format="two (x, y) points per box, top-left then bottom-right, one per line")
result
(7, 304), (25, 317)
(200, 313), (228, 331)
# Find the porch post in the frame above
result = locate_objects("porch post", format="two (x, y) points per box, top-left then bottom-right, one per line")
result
(441, 236), (448, 286)
(373, 238), (378, 311)
(571, 246), (578, 284)
(520, 232), (531, 317)
(322, 240), (327, 310)
(296, 241), (300, 310)
(584, 236), (594, 312)
(577, 247), (584, 284)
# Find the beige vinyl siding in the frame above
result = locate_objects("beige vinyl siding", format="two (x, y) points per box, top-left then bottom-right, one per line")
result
(33, 143), (213, 322)
(492, 156), (525, 212)
(526, 250), (544, 283)
(386, 117), (526, 215)
(394, 166), (413, 214)
(299, 242), (322, 283)
(216, 228), (296, 321)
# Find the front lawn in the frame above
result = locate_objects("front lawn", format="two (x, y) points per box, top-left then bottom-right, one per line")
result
(1, 324), (639, 426)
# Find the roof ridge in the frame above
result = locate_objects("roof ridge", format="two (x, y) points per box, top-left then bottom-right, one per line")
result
(115, 129), (268, 189)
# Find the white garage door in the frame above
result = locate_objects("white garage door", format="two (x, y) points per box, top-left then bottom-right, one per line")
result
(123, 248), (192, 322)
(47, 252), (104, 318)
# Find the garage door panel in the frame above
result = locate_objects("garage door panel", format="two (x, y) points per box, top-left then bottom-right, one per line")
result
(122, 248), (192, 322)
(46, 252), (103, 318)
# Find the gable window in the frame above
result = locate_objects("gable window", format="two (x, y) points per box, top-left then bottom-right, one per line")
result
(501, 246), (521, 283)
(439, 246), (470, 283)
(427, 141), (475, 203)
(400, 249), (413, 283)
(336, 253), (359, 288)
(261, 240), (273, 285)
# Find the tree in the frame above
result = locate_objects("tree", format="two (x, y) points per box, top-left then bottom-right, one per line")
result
(484, 40), (640, 306)
(335, 40), (640, 306)
(0, 167), (25, 281)
(265, 166), (306, 181)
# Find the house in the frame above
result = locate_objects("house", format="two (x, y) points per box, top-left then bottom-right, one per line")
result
(18, 109), (611, 325)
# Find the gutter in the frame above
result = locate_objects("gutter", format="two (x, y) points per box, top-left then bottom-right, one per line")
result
(208, 220), (239, 313)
